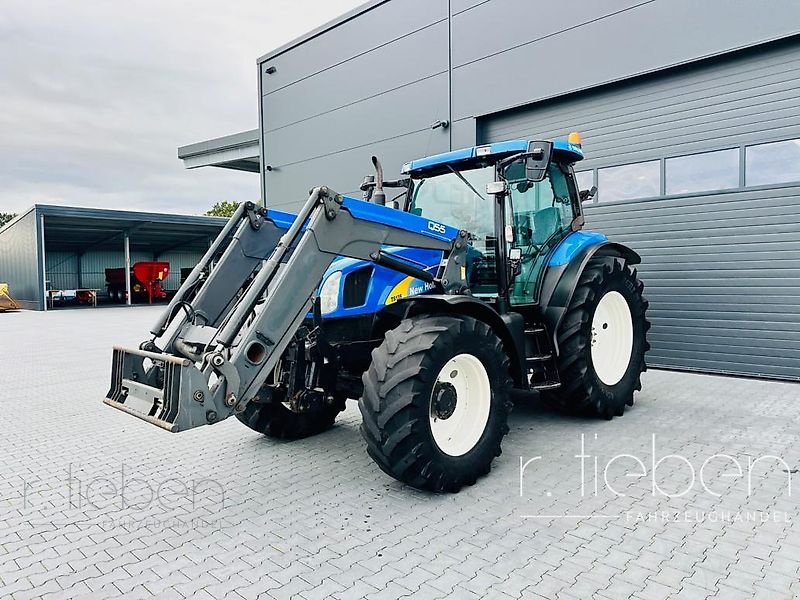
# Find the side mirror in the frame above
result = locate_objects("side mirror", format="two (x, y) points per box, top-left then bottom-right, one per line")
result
(579, 186), (598, 203)
(523, 141), (553, 183)
(501, 141), (553, 184)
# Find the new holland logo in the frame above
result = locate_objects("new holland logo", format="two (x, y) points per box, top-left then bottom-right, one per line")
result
(386, 276), (436, 305)
(427, 221), (446, 234)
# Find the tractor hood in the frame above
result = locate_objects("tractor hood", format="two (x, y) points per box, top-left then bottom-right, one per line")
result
(317, 246), (443, 319)
(263, 206), (445, 320)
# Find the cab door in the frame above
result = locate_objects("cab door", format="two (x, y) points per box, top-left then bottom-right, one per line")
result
(506, 163), (578, 305)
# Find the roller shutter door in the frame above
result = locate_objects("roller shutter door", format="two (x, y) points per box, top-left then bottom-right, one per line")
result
(480, 41), (800, 380)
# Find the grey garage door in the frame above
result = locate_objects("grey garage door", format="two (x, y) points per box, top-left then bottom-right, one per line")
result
(480, 40), (800, 381)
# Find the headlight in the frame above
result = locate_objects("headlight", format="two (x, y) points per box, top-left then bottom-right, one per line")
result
(319, 271), (342, 314)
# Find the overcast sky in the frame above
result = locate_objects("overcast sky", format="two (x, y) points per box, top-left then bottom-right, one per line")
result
(0, 0), (364, 215)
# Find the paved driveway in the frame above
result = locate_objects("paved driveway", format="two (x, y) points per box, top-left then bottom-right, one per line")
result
(0, 306), (798, 599)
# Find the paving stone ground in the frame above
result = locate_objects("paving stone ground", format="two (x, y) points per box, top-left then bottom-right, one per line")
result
(0, 306), (798, 599)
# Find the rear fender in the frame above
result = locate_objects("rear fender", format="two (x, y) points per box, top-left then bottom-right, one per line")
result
(539, 241), (641, 355)
(383, 295), (528, 388)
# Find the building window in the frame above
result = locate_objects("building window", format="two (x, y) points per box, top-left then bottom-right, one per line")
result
(597, 161), (660, 202)
(746, 138), (800, 186)
(665, 148), (739, 195)
(575, 170), (594, 193)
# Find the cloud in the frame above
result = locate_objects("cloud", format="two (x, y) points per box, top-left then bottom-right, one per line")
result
(0, 0), (364, 215)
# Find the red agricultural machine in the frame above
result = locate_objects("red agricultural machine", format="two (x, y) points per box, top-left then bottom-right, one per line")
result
(105, 261), (170, 304)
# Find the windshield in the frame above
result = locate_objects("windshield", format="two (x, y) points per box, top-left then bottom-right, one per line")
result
(409, 166), (494, 241)
(409, 166), (497, 292)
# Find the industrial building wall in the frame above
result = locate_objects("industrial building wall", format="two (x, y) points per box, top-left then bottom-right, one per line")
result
(251, 0), (800, 379)
(257, 0), (800, 209)
(479, 41), (800, 380)
(44, 250), (205, 295)
(45, 252), (79, 290)
(258, 0), (451, 207)
(450, 0), (800, 144)
(0, 210), (42, 310)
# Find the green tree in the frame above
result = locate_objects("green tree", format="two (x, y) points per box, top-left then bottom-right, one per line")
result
(205, 201), (240, 218)
(0, 213), (16, 228)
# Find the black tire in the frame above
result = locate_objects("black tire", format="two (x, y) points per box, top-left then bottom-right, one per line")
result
(236, 387), (347, 440)
(359, 315), (513, 493)
(546, 256), (650, 419)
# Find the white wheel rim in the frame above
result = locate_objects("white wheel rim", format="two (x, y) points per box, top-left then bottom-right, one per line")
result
(429, 354), (491, 457)
(591, 291), (634, 386)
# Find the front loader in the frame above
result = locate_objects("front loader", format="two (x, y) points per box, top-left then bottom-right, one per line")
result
(106, 134), (650, 492)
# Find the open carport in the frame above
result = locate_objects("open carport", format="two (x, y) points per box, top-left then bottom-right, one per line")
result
(0, 204), (226, 310)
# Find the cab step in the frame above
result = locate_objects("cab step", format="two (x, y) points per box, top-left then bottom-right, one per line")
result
(523, 321), (561, 391)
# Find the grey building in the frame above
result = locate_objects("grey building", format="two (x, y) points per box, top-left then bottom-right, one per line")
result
(0, 205), (226, 310)
(185, 0), (800, 382)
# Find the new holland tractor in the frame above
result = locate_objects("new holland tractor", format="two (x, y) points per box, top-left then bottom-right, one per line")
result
(105, 134), (649, 492)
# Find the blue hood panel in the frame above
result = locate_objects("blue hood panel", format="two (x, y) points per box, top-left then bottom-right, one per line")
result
(320, 246), (443, 318)
(265, 204), (447, 320)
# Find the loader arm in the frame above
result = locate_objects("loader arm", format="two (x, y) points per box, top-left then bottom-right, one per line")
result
(105, 187), (470, 432)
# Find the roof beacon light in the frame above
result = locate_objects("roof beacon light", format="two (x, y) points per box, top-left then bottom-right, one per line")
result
(567, 131), (582, 146)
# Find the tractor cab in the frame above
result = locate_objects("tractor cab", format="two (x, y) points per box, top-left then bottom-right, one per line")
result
(398, 136), (587, 305)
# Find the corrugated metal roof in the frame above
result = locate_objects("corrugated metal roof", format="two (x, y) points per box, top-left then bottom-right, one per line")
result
(11, 205), (229, 254)
(33, 204), (227, 227)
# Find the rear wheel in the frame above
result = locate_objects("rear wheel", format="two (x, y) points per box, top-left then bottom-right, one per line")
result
(359, 315), (513, 493)
(547, 256), (649, 419)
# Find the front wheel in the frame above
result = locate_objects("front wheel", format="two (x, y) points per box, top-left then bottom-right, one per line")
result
(359, 315), (513, 493)
(547, 256), (650, 419)
(236, 387), (346, 439)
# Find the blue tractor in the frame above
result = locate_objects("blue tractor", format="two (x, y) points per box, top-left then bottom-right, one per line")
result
(106, 135), (649, 492)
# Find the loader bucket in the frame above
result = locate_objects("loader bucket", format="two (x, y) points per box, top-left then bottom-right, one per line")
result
(104, 346), (218, 432)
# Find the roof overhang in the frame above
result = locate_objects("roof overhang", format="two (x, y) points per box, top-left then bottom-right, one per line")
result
(177, 129), (260, 172)
(33, 205), (227, 254)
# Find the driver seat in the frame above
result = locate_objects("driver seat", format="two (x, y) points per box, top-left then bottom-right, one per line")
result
(533, 207), (560, 245)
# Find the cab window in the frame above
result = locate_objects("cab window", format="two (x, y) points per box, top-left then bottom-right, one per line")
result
(506, 162), (575, 304)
